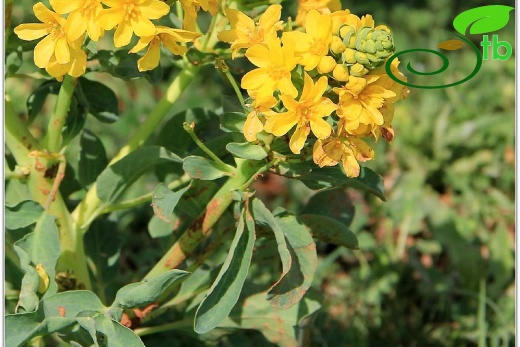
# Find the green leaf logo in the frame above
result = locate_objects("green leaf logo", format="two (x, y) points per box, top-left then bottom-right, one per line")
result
(453, 5), (514, 35)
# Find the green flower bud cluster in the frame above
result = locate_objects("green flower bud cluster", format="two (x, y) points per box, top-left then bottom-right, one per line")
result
(341, 24), (394, 71)
(326, 23), (395, 80)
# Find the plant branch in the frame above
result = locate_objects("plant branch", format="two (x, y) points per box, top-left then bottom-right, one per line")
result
(144, 158), (264, 279)
(43, 74), (77, 153)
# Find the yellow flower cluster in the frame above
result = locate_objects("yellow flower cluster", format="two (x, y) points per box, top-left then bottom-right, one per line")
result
(13, 0), (211, 80)
(218, 4), (409, 177)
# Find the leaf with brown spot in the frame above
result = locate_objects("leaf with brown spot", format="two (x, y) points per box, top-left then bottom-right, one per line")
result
(437, 40), (465, 50)
(220, 288), (322, 347)
(151, 183), (190, 223)
(265, 213), (317, 309)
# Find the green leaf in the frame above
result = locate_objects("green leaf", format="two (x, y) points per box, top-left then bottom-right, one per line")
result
(267, 213), (318, 309)
(219, 288), (322, 347)
(84, 219), (121, 302)
(175, 180), (219, 218)
(5, 311), (76, 347)
(298, 214), (359, 249)
(78, 130), (109, 187)
(453, 5), (514, 35)
(6, 291), (106, 347)
(5, 200), (44, 230)
(300, 189), (355, 226)
(226, 142), (268, 160)
(92, 314), (145, 347)
(220, 112), (246, 133)
(151, 183), (191, 223)
(96, 49), (163, 83)
(62, 97), (87, 145)
(26, 81), (61, 124)
(274, 161), (313, 178)
(6, 48), (22, 74)
(78, 77), (119, 123)
(194, 206), (256, 333)
(185, 47), (217, 66)
(14, 213), (61, 312)
(183, 156), (234, 180)
(96, 146), (182, 203)
(251, 199), (292, 286)
(300, 166), (386, 201)
(111, 270), (189, 309)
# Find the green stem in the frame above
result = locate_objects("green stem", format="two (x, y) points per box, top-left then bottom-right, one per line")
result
(71, 64), (200, 231)
(43, 74), (77, 153)
(5, 98), (92, 289)
(183, 122), (235, 174)
(144, 158), (264, 279)
(222, 68), (247, 113)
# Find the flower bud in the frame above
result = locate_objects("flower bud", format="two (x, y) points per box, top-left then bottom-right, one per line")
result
(350, 63), (368, 76)
(317, 56), (337, 74)
(332, 64), (350, 81)
(330, 36), (346, 54)
(342, 48), (357, 64)
(36, 264), (50, 294)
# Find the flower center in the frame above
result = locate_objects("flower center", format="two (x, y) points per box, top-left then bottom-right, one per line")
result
(47, 22), (65, 39)
(269, 66), (287, 81)
(81, 0), (98, 18)
(123, 3), (139, 21)
(309, 37), (326, 56)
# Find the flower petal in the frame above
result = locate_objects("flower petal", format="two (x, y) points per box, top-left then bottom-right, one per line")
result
(33, 2), (58, 24)
(289, 125), (310, 154)
(54, 37), (71, 64)
(113, 21), (134, 47)
(34, 35), (56, 68)
(137, 39), (160, 71)
(49, 0), (81, 14)
(14, 23), (48, 41)
(140, 0), (170, 19)
(97, 8), (124, 30)
(65, 11), (87, 41)
(132, 15), (156, 37)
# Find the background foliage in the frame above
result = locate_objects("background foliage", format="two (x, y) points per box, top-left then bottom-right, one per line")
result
(5, 0), (515, 346)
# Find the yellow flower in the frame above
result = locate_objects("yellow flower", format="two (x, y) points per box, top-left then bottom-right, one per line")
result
(46, 34), (88, 81)
(334, 75), (395, 136)
(129, 26), (201, 71)
(179, 0), (218, 31)
(241, 36), (299, 105)
(218, 5), (284, 59)
(295, 0), (341, 26)
(243, 94), (278, 142)
(264, 73), (337, 154)
(313, 136), (374, 177)
(50, 0), (105, 41)
(282, 10), (332, 71)
(97, 0), (170, 48)
(14, 2), (75, 68)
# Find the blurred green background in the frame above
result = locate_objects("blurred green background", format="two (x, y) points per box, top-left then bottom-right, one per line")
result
(5, 0), (515, 346)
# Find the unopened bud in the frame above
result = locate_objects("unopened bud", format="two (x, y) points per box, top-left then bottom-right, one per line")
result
(317, 56), (337, 74)
(36, 264), (50, 294)
(350, 63), (368, 76)
(332, 64), (350, 81)
(330, 36), (346, 55)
